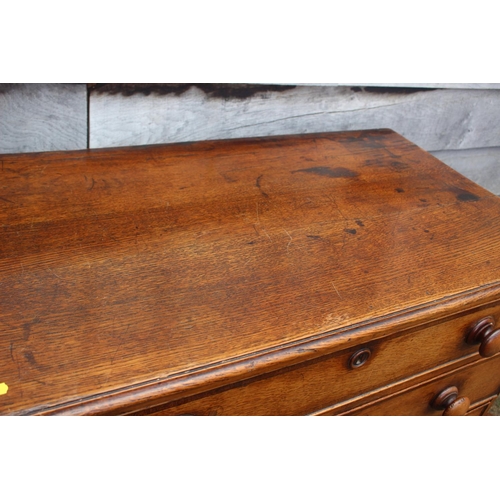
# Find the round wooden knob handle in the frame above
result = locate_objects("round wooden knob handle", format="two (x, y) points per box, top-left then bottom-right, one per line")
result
(466, 316), (500, 357)
(431, 386), (470, 416)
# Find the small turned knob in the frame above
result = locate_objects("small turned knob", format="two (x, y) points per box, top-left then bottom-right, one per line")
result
(466, 316), (500, 357)
(349, 348), (371, 369)
(431, 386), (470, 416)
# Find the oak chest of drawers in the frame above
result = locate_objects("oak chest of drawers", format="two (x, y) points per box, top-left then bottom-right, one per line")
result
(1, 129), (500, 416)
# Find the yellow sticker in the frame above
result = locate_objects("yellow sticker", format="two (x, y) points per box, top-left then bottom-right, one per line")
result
(0, 383), (8, 395)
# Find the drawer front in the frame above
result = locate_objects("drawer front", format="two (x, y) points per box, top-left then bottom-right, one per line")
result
(466, 400), (495, 416)
(134, 303), (500, 416)
(334, 354), (500, 416)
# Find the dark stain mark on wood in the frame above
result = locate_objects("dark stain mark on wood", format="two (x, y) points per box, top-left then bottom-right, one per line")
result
(256, 174), (269, 197)
(292, 166), (357, 178)
(339, 129), (394, 144)
(395, 188), (405, 193)
(23, 317), (41, 341)
(88, 83), (297, 100)
(419, 199), (428, 203)
(350, 86), (437, 95)
(307, 235), (321, 240)
(424, 229), (430, 233)
(391, 161), (408, 170)
(455, 189), (480, 202)
(24, 350), (37, 366)
(0, 196), (15, 204)
(355, 219), (365, 227)
(23, 325), (31, 341)
(344, 229), (357, 235)
(221, 173), (237, 183)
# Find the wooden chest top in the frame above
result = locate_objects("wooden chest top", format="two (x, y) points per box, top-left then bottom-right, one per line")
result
(1, 129), (500, 415)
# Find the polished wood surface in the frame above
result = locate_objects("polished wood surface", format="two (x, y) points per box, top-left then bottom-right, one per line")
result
(466, 316), (500, 357)
(466, 400), (494, 416)
(2, 129), (500, 415)
(336, 355), (500, 416)
(431, 386), (470, 416)
(133, 304), (500, 416)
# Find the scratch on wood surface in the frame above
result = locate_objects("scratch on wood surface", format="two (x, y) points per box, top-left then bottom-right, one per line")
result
(106, 324), (130, 387)
(256, 174), (269, 198)
(284, 229), (293, 251)
(331, 281), (342, 299)
(48, 267), (62, 280)
(326, 194), (347, 221)
(0, 196), (15, 204)
(262, 228), (272, 242)
(256, 202), (260, 224)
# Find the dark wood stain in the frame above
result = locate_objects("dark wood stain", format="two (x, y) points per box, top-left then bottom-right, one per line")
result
(23, 351), (37, 366)
(221, 173), (237, 184)
(292, 166), (357, 178)
(22, 317), (41, 341)
(344, 228), (357, 235)
(391, 161), (409, 171)
(255, 174), (269, 197)
(355, 220), (365, 227)
(456, 190), (480, 202)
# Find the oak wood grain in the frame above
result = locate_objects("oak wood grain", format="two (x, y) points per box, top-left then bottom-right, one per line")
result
(337, 355), (500, 416)
(2, 129), (500, 415)
(467, 399), (494, 416)
(133, 302), (500, 416)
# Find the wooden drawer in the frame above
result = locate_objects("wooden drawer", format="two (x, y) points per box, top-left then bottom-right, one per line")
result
(133, 303), (500, 415)
(466, 399), (495, 416)
(331, 354), (500, 416)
